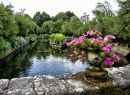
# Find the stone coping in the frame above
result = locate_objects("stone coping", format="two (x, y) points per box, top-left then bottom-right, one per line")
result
(0, 64), (130, 95)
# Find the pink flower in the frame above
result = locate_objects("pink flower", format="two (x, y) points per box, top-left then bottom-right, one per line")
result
(82, 57), (86, 60)
(104, 35), (116, 41)
(82, 33), (87, 37)
(99, 42), (104, 46)
(89, 37), (102, 43)
(106, 43), (112, 48)
(89, 38), (96, 43)
(73, 51), (78, 55)
(86, 30), (102, 36)
(79, 58), (83, 62)
(101, 43), (113, 54)
(81, 51), (85, 55)
(104, 57), (114, 67)
(67, 36), (85, 45)
(104, 59), (109, 65)
(79, 57), (86, 62)
(98, 36), (102, 40)
(109, 61), (114, 67)
(69, 54), (74, 57)
(116, 55), (120, 62)
(106, 57), (112, 61)
(112, 51), (121, 62)
(67, 30), (120, 67)
(66, 42), (71, 46)
(101, 47), (110, 53)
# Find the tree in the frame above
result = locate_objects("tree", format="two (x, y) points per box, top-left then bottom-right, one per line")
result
(19, 8), (26, 16)
(65, 11), (75, 21)
(33, 11), (41, 27)
(51, 12), (68, 22)
(77, 24), (89, 36)
(50, 20), (63, 34)
(69, 16), (83, 36)
(61, 21), (71, 36)
(15, 12), (38, 36)
(33, 11), (50, 27)
(115, 0), (130, 44)
(91, 1), (115, 36)
(5, 2), (14, 15)
(0, 3), (18, 38)
(93, 1), (114, 17)
(40, 11), (51, 25)
(42, 21), (53, 34)
(80, 12), (89, 24)
(15, 13), (29, 36)
(27, 19), (39, 34)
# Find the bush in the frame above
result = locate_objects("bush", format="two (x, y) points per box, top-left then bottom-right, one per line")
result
(50, 33), (65, 43)
(0, 36), (11, 53)
(40, 34), (50, 38)
(27, 34), (37, 42)
(9, 36), (27, 48)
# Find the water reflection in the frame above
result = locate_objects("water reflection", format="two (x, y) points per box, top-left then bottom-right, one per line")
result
(0, 42), (89, 79)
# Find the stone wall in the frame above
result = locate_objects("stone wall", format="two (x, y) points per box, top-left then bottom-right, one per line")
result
(1, 64), (130, 95)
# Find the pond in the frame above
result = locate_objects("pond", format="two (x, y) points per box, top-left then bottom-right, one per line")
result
(0, 41), (89, 79)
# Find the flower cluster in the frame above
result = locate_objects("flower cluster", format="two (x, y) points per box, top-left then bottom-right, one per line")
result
(67, 30), (121, 67)
(104, 35), (115, 41)
(87, 30), (102, 37)
(101, 43), (120, 66)
(67, 35), (85, 46)
(69, 47), (86, 62)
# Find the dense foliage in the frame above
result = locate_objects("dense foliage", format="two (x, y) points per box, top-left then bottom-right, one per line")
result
(86, 0), (130, 46)
(50, 33), (65, 43)
(0, 0), (130, 54)
(0, 3), (39, 53)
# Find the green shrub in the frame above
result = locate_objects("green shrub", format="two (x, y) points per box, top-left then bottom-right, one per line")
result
(50, 33), (65, 43)
(27, 34), (37, 42)
(0, 36), (11, 53)
(9, 36), (27, 48)
(40, 34), (50, 38)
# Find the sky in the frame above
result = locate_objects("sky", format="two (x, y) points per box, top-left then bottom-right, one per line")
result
(0, 0), (119, 18)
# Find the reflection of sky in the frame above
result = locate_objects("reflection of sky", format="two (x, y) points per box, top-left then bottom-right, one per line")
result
(28, 55), (89, 76)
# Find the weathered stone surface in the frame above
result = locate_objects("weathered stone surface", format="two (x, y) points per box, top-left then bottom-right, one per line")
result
(105, 64), (130, 88)
(34, 75), (63, 95)
(0, 65), (130, 94)
(34, 74), (88, 95)
(0, 79), (9, 95)
(112, 45), (130, 56)
(88, 52), (103, 66)
(8, 77), (36, 95)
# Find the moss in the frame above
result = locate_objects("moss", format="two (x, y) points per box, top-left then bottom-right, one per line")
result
(75, 71), (130, 95)
(88, 66), (102, 72)
(85, 67), (108, 78)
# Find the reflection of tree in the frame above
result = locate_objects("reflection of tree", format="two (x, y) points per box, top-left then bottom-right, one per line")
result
(0, 42), (36, 79)
(0, 41), (75, 79)
(0, 50), (28, 79)
(34, 42), (51, 59)
(49, 47), (73, 59)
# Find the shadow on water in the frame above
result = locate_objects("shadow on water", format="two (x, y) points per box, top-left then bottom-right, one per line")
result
(0, 41), (89, 79)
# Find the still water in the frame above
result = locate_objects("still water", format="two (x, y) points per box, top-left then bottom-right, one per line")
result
(0, 41), (89, 79)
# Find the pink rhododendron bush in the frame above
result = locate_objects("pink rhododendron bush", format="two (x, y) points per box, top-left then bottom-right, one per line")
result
(67, 30), (121, 67)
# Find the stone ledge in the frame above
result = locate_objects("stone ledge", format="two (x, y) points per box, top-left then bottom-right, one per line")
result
(0, 65), (130, 95)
